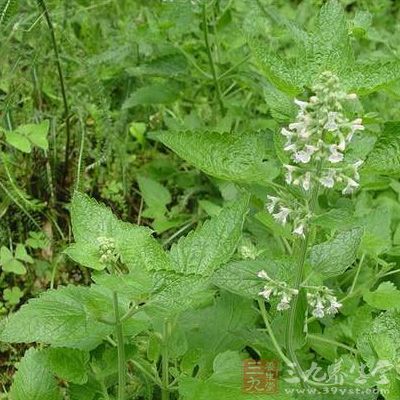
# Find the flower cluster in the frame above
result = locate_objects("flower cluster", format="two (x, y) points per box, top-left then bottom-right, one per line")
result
(258, 270), (299, 311)
(97, 236), (119, 265)
(281, 71), (364, 195)
(266, 195), (308, 237)
(306, 286), (342, 319)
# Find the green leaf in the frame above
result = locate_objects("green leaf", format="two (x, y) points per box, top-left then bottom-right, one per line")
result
(212, 260), (265, 299)
(5, 131), (32, 153)
(0, 246), (28, 274)
(179, 351), (292, 400)
(363, 122), (400, 176)
(21, 121), (50, 151)
(250, 40), (304, 95)
(345, 61), (400, 94)
(179, 293), (258, 373)
(3, 287), (23, 305)
(158, 130), (279, 185)
(137, 175), (171, 217)
(0, 246), (13, 265)
(359, 204), (392, 256)
(67, 192), (172, 272)
(123, 83), (180, 108)
(9, 348), (62, 400)
(310, 0), (353, 74)
(358, 311), (400, 400)
(146, 272), (210, 316)
(43, 348), (89, 385)
(169, 195), (249, 276)
(15, 244), (34, 263)
(310, 228), (363, 278)
(364, 282), (400, 310)
(0, 285), (113, 350)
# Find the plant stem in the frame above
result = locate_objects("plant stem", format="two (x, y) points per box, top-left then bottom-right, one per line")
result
(36, 0), (71, 185)
(113, 291), (126, 400)
(349, 253), (365, 294)
(161, 320), (170, 400)
(307, 334), (358, 355)
(257, 299), (293, 368)
(202, 3), (225, 115)
(285, 175), (321, 382)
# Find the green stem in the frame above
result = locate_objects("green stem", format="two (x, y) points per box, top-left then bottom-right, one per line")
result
(36, 0), (71, 185)
(202, 3), (225, 115)
(161, 321), (170, 400)
(257, 299), (293, 368)
(113, 291), (126, 400)
(307, 334), (358, 354)
(349, 253), (365, 294)
(285, 175), (321, 382)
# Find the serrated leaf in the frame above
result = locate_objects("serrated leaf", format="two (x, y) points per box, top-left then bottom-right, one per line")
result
(212, 260), (265, 298)
(43, 348), (89, 385)
(146, 271), (210, 316)
(169, 195), (249, 276)
(344, 61), (400, 94)
(5, 131), (31, 153)
(363, 122), (400, 176)
(158, 130), (279, 185)
(9, 348), (62, 400)
(0, 285), (113, 350)
(310, 0), (353, 74)
(67, 192), (172, 271)
(310, 228), (363, 278)
(250, 40), (304, 95)
(364, 282), (400, 310)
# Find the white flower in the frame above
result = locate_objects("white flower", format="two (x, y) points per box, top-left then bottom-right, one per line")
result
(328, 145), (344, 163)
(266, 195), (279, 213)
(302, 171), (311, 191)
(347, 118), (364, 142)
(273, 206), (291, 225)
(312, 300), (325, 318)
(346, 93), (358, 100)
(289, 121), (305, 131)
(293, 224), (305, 236)
(319, 169), (336, 188)
(259, 288), (273, 300)
(284, 164), (295, 184)
(277, 293), (292, 311)
(257, 270), (269, 280)
(294, 98), (309, 112)
(352, 160), (363, 181)
(294, 145), (317, 164)
(326, 297), (342, 315)
(342, 177), (359, 195)
(284, 143), (297, 152)
(312, 306), (325, 319)
(310, 95), (318, 103)
(281, 127), (293, 138)
(324, 111), (338, 131)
